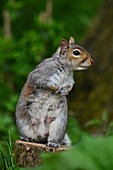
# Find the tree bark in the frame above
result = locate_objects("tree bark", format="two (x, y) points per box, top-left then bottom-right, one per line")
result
(70, 0), (113, 133)
(39, 0), (53, 23)
(14, 140), (67, 168)
(3, 10), (12, 40)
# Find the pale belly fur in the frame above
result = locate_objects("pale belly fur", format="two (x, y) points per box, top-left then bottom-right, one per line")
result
(17, 90), (67, 142)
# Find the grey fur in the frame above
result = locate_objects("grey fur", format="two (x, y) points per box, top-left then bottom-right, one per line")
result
(15, 37), (92, 147)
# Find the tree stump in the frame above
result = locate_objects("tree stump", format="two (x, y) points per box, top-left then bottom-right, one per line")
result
(14, 140), (67, 168)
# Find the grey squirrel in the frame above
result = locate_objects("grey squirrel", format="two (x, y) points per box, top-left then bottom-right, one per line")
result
(15, 37), (93, 148)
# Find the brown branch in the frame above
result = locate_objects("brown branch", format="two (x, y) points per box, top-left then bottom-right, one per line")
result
(3, 10), (12, 40)
(39, 0), (53, 23)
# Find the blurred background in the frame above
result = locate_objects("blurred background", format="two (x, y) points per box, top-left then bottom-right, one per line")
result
(0, 0), (113, 143)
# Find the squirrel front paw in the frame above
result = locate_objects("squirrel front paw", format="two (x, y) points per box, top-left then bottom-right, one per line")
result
(60, 87), (69, 96)
(47, 82), (59, 91)
(60, 85), (73, 96)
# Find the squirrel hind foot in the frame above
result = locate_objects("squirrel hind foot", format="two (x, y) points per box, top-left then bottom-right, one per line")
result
(46, 141), (60, 148)
(20, 136), (32, 142)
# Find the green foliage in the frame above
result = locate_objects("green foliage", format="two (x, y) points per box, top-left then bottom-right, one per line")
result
(5, 0), (24, 21)
(53, 0), (102, 40)
(0, 20), (67, 141)
(0, 112), (18, 141)
(18, 135), (113, 170)
(9, 0), (102, 40)
(0, 1), (110, 169)
(67, 115), (84, 144)
(0, 132), (17, 170)
(1, 133), (113, 170)
(85, 111), (113, 135)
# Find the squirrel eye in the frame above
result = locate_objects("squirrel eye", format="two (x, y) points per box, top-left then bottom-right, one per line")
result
(73, 50), (81, 56)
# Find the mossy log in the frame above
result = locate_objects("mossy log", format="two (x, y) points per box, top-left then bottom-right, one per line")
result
(14, 140), (67, 168)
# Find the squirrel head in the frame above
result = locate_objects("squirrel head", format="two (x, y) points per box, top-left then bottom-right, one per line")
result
(59, 37), (93, 70)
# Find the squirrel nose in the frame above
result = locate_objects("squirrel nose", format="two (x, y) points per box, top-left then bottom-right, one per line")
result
(90, 58), (93, 64)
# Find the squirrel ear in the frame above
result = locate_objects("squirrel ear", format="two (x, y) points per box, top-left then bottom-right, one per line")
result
(69, 37), (75, 44)
(60, 39), (68, 55)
